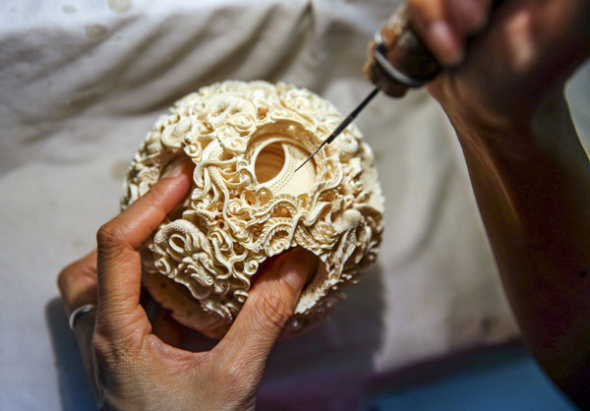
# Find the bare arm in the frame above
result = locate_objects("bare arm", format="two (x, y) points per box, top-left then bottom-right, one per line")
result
(405, 0), (590, 405)
(454, 92), (590, 404)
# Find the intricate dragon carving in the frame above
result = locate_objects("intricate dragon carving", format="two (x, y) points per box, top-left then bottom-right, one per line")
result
(122, 81), (384, 338)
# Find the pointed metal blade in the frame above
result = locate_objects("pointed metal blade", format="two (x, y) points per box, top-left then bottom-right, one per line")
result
(294, 87), (379, 173)
(293, 140), (328, 173)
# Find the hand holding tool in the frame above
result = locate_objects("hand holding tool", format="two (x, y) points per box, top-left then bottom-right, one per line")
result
(296, 1), (502, 171)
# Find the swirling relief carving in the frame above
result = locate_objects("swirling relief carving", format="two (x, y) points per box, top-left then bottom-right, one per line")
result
(121, 81), (384, 338)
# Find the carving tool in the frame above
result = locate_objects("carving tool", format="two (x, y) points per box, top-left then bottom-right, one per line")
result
(294, 87), (379, 173)
(295, 1), (503, 172)
(294, 4), (439, 173)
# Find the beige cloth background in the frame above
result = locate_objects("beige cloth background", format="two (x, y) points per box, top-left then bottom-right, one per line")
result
(1, 0), (588, 409)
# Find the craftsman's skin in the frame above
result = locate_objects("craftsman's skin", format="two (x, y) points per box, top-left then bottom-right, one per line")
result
(58, 161), (316, 410)
(58, 0), (590, 409)
(407, 0), (590, 406)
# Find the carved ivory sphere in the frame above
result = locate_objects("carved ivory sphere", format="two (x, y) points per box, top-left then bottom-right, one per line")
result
(121, 81), (384, 338)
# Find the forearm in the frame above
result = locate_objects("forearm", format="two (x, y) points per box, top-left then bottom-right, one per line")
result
(451, 94), (590, 403)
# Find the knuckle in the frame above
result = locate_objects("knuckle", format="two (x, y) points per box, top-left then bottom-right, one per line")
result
(57, 256), (98, 310)
(96, 222), (127, 250)
(257, 292), (292, 331)
(57, 262), (82, 296)
(224, 362), (248, 385)
(214, 358), (254, 391)
(57, 266), (72, 293)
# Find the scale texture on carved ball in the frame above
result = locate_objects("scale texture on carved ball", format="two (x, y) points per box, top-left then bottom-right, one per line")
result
(121, 81), (384, 338)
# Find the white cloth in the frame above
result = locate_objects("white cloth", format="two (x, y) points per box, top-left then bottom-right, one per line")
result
(1, 1), (589, 409)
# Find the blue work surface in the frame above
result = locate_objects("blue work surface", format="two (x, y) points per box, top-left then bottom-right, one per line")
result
(370, 347), (577, 411)
(49, 300), (577, 411)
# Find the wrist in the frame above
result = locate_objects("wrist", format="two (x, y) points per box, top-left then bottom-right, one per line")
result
(447, 90), (579, 162)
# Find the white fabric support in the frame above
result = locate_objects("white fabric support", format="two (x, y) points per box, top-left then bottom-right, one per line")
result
(1, 1), (589, 409)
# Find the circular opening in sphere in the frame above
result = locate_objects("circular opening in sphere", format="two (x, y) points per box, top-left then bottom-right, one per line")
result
(255, 142), (286, 184)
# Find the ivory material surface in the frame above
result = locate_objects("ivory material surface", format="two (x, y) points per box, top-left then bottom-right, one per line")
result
(122, 81), (384, 338)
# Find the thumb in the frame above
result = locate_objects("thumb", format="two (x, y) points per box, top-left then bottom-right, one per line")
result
(215, 247), (317, 371)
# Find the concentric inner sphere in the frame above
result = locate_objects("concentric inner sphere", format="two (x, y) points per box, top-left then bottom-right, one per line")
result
(121, 80), (384, 339)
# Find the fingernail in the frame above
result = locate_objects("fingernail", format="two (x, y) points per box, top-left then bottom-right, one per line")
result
(428, 21), (463, 66)
(281, 249), (317, 292)
(282, 266), (306, 292)
(163, 158), (191, 178)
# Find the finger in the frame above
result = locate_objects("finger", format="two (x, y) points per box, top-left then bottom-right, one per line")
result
(409, 0), (464, 66)
(57, 250), (98, 316)
(447, 0), (491, 35)
(214, 248), (318, 374)
(58, 251), (101, 397)
(95, 160), (194, 334)
(71, 309), (100, 398)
